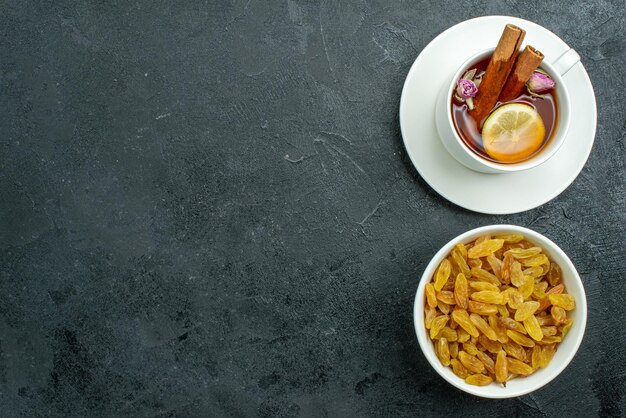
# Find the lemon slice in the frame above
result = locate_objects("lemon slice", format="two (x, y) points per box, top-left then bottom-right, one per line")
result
(482, 103), (546, 163)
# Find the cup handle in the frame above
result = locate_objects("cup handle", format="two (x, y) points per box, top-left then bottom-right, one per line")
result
(550, 48), (581, 77)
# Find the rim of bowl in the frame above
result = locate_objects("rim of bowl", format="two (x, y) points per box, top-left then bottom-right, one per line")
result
(413, 224), (587, 398)
(446, 49), (571, 173)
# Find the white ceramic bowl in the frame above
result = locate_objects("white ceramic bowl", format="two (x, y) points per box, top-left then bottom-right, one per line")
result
(413, 225), (587, 398)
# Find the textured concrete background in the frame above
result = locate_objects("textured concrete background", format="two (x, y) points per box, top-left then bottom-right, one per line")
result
(1, 0), (625, 416)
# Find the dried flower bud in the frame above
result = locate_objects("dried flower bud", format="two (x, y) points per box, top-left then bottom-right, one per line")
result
(457, 79), (478, 99)
(526, 71), (555, 94)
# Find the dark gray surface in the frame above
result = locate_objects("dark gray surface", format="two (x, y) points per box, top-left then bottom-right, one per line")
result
(1, 1), (625, 416)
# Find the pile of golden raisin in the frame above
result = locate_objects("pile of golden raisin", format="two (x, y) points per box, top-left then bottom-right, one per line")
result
(424, 234), (575, 387)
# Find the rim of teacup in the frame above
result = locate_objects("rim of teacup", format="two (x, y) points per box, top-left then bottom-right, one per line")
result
(445, 47), (571, 173)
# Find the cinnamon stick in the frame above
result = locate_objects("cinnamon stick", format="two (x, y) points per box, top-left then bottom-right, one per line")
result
(470, 24), (525, 125)
(499, 45), (544, 102)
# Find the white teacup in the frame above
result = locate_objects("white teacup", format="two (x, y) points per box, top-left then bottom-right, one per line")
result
(435, 47), (580, 174)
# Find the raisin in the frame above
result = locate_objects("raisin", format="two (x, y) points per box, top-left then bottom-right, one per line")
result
(429, 315), (449, 340)
(435, 326), (458, 342)
(457, 327), (470, 343)
(458, 351), (485, 374)
(532, 281), (548, 299)
(424, 305), (436, 329)
(470, 267), (500, 285)
(451, 249), (471, 279)
(489, 315), (509, 343)
(452, 309), (480, 338)
(537, 297), (551, 312)
(470, 291), (504, 305)
(520, 254), (549, 267)
(454, 273), (469, 310)
(536, 314), (554, 326)
(469, 281), (499, 292)
(531, 345), (542, 369)
(455, 243), (468, 259)
(438, 337), (451, 366)
(425, 283), (438, 308)
(437, 301), (450, 315)
(561, 319), (573, 337)
(540, 344), (556, 368)
(523, 314), (544, 341)
(475, 235), (490, 245)
(548, 294), (576, 311)
(468, 301), (498, 316)
(465, 374), (493, 386)
(449, 342), (459, 359)
(502, 341), (526, 361)
(547, 262), (562, 286)
(437, 290), (456, 305)
(505, 247), (542, 259)
(514, 301), (540, 322)
(547, 284), (564, 295)
(510, 261), (525, 287)
(507, 358), (533, 376)
(434, 259), (451, 291)
(495, 233), (524, 243)
(518, 276), (535, 299)
(506, 330), (535, 347)
(470, 313), (498, 341)
(467, 258), (482, 269)
(450, 359), (470, 379)
(501, 253), (514, 284)
(523, 266), (544, 278)
(462, 341), (479, 356)
(537, 336), (562, 345)
(485, 255), (502, 281)
(468, 239), (504, 258)
(477, 335), (502, 354)
(476, 351), (496, 375)
(500, 317), (528, 334)
(442, 275), (456, 291)
(507, 289), (525, 310)
(495, 350), (508, 384)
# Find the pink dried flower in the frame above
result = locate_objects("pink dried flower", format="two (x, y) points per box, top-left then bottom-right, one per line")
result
(527, 71), (555, 94)
(456, 79), (478, 99)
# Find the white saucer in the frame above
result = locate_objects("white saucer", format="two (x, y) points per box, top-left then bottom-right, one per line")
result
(399, 16), (596, 214)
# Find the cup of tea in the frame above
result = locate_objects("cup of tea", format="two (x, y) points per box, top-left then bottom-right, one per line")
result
(435, 46), (580, 174)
